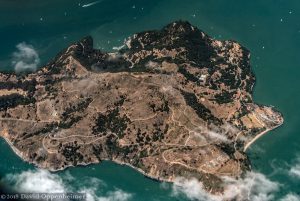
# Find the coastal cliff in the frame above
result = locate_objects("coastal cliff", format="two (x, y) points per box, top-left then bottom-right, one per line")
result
(0, 21), (283, 193)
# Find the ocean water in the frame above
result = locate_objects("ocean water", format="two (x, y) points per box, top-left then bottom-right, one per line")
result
(0, 0), (300, 200)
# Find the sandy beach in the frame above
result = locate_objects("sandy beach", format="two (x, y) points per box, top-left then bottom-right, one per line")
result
(244, 123), (283, 152)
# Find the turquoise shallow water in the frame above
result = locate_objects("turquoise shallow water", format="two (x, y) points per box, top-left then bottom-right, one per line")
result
(0, 0), (300, 200)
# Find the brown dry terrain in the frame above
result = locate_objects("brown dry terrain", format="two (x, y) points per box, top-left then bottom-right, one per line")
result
(0, 21), (283, 192)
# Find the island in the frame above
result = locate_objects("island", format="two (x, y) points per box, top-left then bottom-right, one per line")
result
(0, 21), (283, 193)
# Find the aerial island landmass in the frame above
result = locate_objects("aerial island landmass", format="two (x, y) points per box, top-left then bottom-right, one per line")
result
(0, 21), (283, 193)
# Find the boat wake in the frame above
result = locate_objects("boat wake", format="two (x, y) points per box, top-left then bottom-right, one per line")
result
(82, 0), (103, 8)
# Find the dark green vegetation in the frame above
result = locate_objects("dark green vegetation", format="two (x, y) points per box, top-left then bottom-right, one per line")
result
(0, 79), (37, 111)
(59, 98), (93, 129)
(129, 21), (214, 67)
(181, 90), (221, 124)
(214, 91), (235, 104)
(104, 135), (140, 162)
(20, 123), (58, 140)
(0, 94), (35, 111)
(93, 108), (130, 137)
(61, 142), (83, 166)
(92, 144), (103, 161)
(0, 79), (36, 94)
(217, 143), (236, 159)
(149, 100), (169, 113)
(178, 66), (200, 84)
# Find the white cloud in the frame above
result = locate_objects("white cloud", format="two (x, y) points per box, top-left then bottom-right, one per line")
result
(280, 194), (300, 201)
(79, 176), (132, 201)
(172, 177), (219, 201)
(98, 190), (132, 201)
(2, 169), (132, 201)
(222, 172), (280, 201)
(145, 61), (159, 69)
(206, 130), (229, 143)
(201, 123), (241, 143)
(106, 53), (123, 62)
(289, 162), (300, 179)
(4, 169), (66, 193)
(81, 187), (132, 201)
(12, 42), (40, 73)
(172, 171), (280, 201)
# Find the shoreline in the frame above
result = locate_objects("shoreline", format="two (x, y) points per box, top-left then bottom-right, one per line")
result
(0, 135), (171, 183)
(1, 117), (284, 184)
(2, 123), (283, 179)
(1, 136), (25, 160)
(243, 123), (283, 152)
(110, 159), (172, 183)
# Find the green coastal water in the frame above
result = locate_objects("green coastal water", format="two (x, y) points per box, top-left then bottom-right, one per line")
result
(0, 0), (300, 200)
